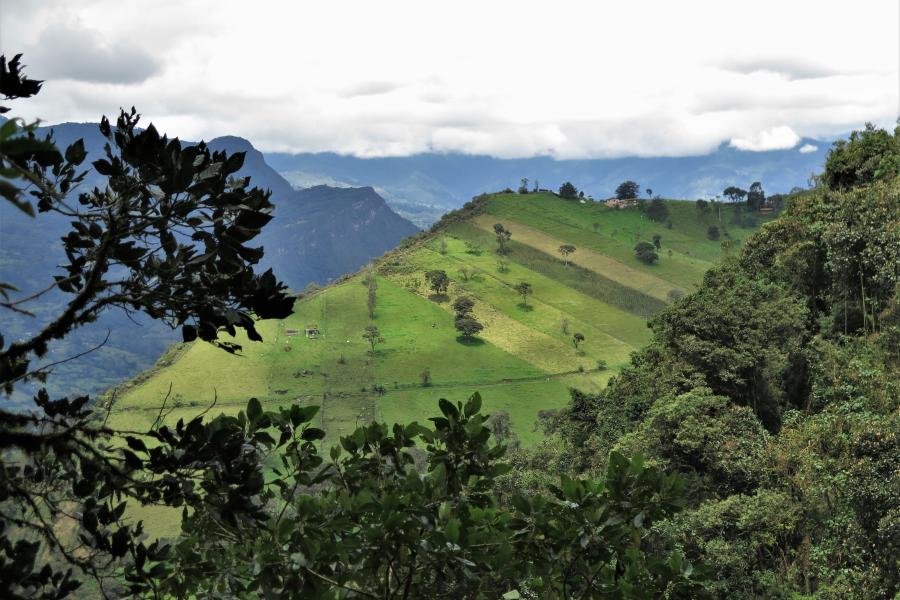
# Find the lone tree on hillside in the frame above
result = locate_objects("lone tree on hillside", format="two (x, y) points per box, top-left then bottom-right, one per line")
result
(367, 270), (378, 319)
(558, 181), (578, 200)
(747, 181), (766, 210)
(707, 225), (720, 241)
(695, 199), (712, 222)
(573, 332), (585, 350)
(514, 281), (533, 308)
(518, 177), (529, 194)
(425, 269), (450, 297)
(646, 187), (653, 198)
(362, 324), (385, 355)
(652, 234), (662, 249)
(645, 198), (670, 222)
(634, 242), (659, 264)
(493, 223), (512, 254)
(455, 315), (484, 339)
(722, 186), (747, 203)
(558, 244), (576, 266)
(615, 180), (640, 200)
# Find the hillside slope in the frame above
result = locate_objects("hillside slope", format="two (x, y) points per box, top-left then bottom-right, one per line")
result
(0, 123), (417, 407)
(110, 193), (770, 449)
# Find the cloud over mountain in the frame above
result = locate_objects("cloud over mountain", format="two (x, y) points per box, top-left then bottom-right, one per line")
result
(3, 0), (896, 159)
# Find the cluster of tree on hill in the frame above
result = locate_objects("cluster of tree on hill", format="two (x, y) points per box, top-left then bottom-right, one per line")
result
(514, 178), (662, 204)
(510, 121), (900, 599)
(452, 295), (483, 339)
(719, 181), (768, 210)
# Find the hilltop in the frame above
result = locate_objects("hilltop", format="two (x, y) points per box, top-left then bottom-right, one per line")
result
(109, 193), (771, 457)
(266, 141), (830, 226)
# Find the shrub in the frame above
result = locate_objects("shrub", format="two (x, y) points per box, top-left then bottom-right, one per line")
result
(634, 242), (659, 264)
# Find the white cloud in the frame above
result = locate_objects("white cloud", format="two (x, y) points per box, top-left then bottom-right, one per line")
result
(24, 21), (160, 84)
(729, 126), (801, 152)
(1, 0), (897, 158)
(798, 143), (819, 154)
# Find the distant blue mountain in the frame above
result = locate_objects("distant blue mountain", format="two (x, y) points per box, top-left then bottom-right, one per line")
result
(266, 139), (833, 226)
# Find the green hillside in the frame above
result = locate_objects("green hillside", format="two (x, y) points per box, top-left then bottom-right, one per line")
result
(109, 193), (768, 450)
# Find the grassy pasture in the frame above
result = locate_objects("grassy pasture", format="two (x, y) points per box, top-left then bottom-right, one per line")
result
(108, 193), (767, 539)
(481, 193), (766, 290)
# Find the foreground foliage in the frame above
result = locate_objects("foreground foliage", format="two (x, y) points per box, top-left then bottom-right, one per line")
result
(160, 394), (702, 599)
(542, 124), (900, 598)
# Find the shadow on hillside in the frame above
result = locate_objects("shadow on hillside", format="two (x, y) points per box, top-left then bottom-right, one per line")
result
(455, 336), (485, 346)
(517, 303), (534, 312)
(428, 293), (450, 303)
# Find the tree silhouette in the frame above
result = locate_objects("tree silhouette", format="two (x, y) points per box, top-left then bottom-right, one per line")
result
(558, 244), (576, 266)
(573, 332), (585, 349)
(493, 223), (512, 254)
(362, 324), (385, 355)
(558, 181), (578, 200)
(425, 269), (450, 296)
(615, 180), (640, 200)
(514, 281), (533, 308)
(634, 242), (659, 264)
(367, 270), (377, 319)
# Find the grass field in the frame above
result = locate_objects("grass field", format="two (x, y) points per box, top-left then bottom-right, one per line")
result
(481, 193), (764, 290)
(113, 193), (769, 443)
(108, 192), (770, 538)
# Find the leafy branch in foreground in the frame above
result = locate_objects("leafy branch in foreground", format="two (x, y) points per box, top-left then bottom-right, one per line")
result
(1, 53), (295, 598)
(157, 393), (704, 599)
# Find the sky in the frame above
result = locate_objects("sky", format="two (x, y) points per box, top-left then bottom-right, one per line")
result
(1, 0), (898, 159)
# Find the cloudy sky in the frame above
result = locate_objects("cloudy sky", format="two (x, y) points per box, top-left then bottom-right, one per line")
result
(1, 0), (897, 158)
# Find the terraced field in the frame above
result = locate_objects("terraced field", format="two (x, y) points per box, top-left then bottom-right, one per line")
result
(111, 193), (767, 447)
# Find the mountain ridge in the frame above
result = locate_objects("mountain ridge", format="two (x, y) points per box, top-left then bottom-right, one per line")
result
(265, 138), (832, 225)
(0, 122), (417, 407)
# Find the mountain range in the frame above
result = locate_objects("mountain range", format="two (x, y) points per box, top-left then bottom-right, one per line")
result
(266, 139), (832, 226)
(0, 121), (418, 406)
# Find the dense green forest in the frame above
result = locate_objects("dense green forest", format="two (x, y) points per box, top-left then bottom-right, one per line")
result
(530, 123), (900, 598)
(2, 53), (899, 599)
